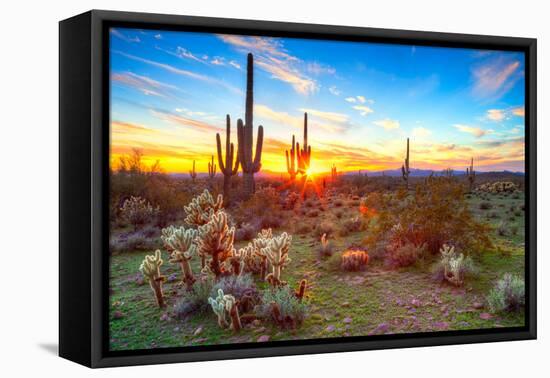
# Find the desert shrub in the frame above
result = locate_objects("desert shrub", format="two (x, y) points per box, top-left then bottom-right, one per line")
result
(342, 216), (364, 233)
(307, 210), (320, 218)
(333, 198), (344, 207)
(431, 244), (478, 286)
(304, 199), (314, 208)
(486, 273), (525, 313)
(326, 251), (343, 271)
(488, 212), (499, 219)
(211, 274), (259, 313)
(109, 232), (158, 254)
(315, 220), (337, 237)
(386, 242), (427, 268)
(255, 287), (308, 328)
(234, 222), (259, 242)
(341, 249), (370, 271)
(282, 191), (300, 210)
(174, 278), (214, 318)
(364, 177), (493, 255)
(295, 223), (312, 235)
(260, 213), (283, 229)
(334, 210), (343, 219)
(497, 221), (510, 237)
(317, 233), (334, 259)
(479, 202), (492, 210)
(237, 186), (280, 221)
(120, 196), (160, 230)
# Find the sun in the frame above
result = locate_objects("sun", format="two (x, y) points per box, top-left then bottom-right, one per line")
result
(305, 168), (313, 176)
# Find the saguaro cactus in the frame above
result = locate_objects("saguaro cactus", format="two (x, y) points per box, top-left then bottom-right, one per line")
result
(163, 227), (197, 290)
(466, 157), (475, 192)
(189, 160), (197, 182)
(216, 115), (240, 201)
(237, 53), (264, 198)
(331, 164), (337, 181)
(139, 250), (166, 307)
(297, 112), (311, 175)
(401, 138), (410, 189)
(208, 155), (217, 179)
(285, 135), (298, 181)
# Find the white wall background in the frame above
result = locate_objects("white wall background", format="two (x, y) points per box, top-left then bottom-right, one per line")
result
(0, 0), (547, 376)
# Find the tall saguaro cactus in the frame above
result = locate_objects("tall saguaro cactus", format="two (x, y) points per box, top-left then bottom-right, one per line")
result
(466, 157), (475, 192)
(401, 138), (410, 189)
(216, 115), (240, 201)
(331, 164), (337, 181)
(297, 112), (311, 175)
(189, 160), (197, 182)
(285, 135), (298, 181)
(208, 155), (217, 179)
(237, 53), (264, 198)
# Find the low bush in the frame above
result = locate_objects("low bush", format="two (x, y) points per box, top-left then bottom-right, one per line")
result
(211, 274), (259, 313)
(234, 222), (259, 242)
(317, 233), (334, 259)
(255, 287), (308, 328)
(431, 244), (478, 286)
(174, 278), (214, 318)
(315, 220), (337, 237)
(479, 202), (492, 210)
(486, 273), (525, 312)
(386, 242), (427, 268)
(341, 249), (370, 271)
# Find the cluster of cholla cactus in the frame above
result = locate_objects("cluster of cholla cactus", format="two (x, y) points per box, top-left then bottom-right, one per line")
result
(262, 232), (292, 286)
(208, 289), (242, 332)
(162, 227), (197, 290)
(439, 244), (466, 287)
(189, 160), (197, 182)
(401, 138), (411, 189)
(197, 211), (236, 278)
(184, 189), (224, 227)
(476, 181), (519, 194)
(139, 250), (166, 307)
(237, 53), (264, 199)
(208, 155), (217, 180)
(341, 249), (370, 271)
(216, 115), (240, 202)
(120, 196), (159, 231)
(466, 157), (475, 192)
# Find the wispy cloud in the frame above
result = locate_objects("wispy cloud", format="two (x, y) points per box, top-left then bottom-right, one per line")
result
(219, 35), (318, 95)
(111, 72), (177, 98)
(110, 29), (140, 43)
(112, 50), (242, 95)
(353, 105), (374, 116)
(306, 61), (336, 75)
(373, 118), (399, 130)
(412, 126), (432, 138)
(454, 124), (491, 138)
(346, 95), (373, 104)
(255, 104), (349, 132)
(485, 105), (525, 122)
(512, 106), (525, 117)
(154, 34), (162, 40)
(298, 108), (349, 124)
(151, 109), (221, 133)
(472, 57), (522, 100)
(486, 109), (506, 121)
(111, 121), (159, 135)
(328, 86), (341, 96)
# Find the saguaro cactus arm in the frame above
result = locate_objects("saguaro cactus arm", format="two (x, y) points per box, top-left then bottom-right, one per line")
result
(297, 113), (311, 174)
(285, 134), (298, 179)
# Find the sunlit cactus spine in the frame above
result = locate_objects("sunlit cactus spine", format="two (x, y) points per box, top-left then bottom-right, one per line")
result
(401, 138), (410, 189)
(237, 53), (264, 198)
(184, 189), (223, 227)
(262, 232), (292, 286)
(285, 134), (298, 181)
(197, 211), (235, 278)
(216, 115), (240, 202)
(139, 250), (166, 308)
(208, 155), (217, 179)
(189, 160), (197, 182)
(466, 157), (475, 192)
(163, 227), (197, 290)
(297, 112), (311, 175)
(208, 289), (242, 332)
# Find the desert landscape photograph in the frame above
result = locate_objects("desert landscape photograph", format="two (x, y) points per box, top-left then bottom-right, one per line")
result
(108, 27), (526, 351)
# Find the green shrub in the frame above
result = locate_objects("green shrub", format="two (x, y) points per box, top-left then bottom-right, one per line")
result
(174, 278), (214, 318)
(120, 196), (160, 231)
(386, 242), (427, 268)
(255, 287), (308, 328)
(487, 273), (525, 313)
(211, 274), (259, 313)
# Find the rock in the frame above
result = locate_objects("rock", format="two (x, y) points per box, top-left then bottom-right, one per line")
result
(472, 302), (484, 309)
(370, 322), (389, 335)
(113, 311), (124, 320)
(479, 312), (492, 320)
(253, 327), (266, 334)
(433, 321), (449, 330)
(341, 302), (351, 308)
(411, 299), (421, 307)
(257, 335), (271, 342)
(343, 317), (353, 324)
(160, 313), (170, 321)
(167, 273), (178, 282)
(193, 326), (203, 336)
(173, 327), (180, 332)
(326, 325), (336, 332)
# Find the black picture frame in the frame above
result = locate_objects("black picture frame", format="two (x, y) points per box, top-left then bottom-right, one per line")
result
(59, 9), (537, 368)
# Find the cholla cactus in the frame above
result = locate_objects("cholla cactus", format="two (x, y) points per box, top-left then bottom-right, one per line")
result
(252, 228), (274, 280)
(120, 196), (159, 231)
(295, 279), (307, 301)
(262, 232), (292, 286)
(208, 289), (241, 331)
(160, 225), (177, 250)
(184, 189), (224, 227)
(226, 248), (244, 276)
(164, 227), (197, 289)
(139, 250), (166, 307)
(440, 244), (465, 286)
(197, 211), (235, 278)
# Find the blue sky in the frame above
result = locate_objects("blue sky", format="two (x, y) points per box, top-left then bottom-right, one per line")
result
(110, 27), (525, 174)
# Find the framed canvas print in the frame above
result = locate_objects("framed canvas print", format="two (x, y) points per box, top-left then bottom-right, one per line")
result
(59, 10), (537, 368)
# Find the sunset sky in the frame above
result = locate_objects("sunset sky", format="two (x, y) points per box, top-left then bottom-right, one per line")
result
(110, 27), (526, 174)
